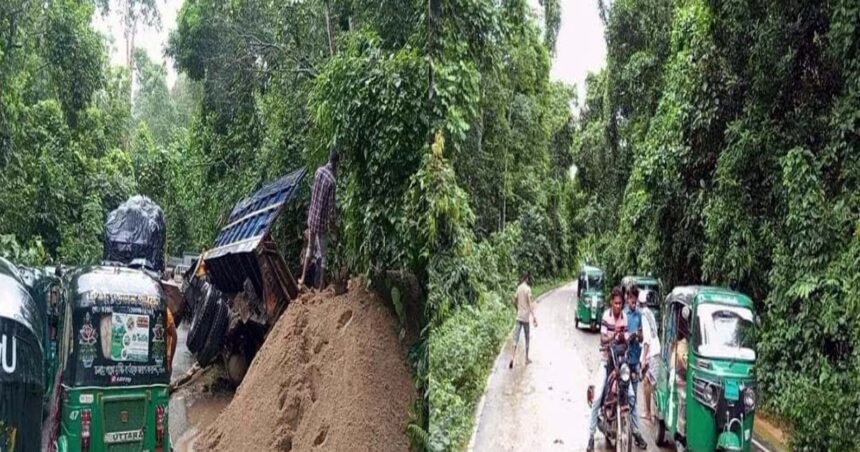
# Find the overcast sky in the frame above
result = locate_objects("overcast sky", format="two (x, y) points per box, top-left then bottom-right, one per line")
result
(550, 0), (607, 103)
(92, 0), (606, 103)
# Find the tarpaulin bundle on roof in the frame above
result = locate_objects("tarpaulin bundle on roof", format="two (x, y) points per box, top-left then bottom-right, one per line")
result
(103, 195), (166, 272)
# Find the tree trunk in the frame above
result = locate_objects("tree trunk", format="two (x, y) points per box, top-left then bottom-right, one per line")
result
(324, 0), (336, 56)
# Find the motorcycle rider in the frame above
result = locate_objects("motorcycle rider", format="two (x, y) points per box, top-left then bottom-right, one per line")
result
(624, 286), (648, 449)
(587, 286), (631, 452)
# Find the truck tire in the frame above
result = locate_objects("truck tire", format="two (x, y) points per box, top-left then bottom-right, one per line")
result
(187, 284), (217, 354)
(225, 351), (249, 387)
(196, 298), (229, 366)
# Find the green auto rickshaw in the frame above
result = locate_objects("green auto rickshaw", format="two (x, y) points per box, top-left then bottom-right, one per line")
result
(621, 275), (662, 328)
(574, 264), (605, 330)
(652, 286), (757, 452)
(54, 264), (171, 452)
(0, 258), (45, 452)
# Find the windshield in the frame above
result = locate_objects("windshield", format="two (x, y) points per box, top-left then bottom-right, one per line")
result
(695, 304), (755, 360)
(638, 284), (659, 304)
(584, 275), (603, 292)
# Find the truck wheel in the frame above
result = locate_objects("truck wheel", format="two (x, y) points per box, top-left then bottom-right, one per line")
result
(196, 298), (229, 366)
(225, 351), (249, 386)
(187, 284), (217, 354)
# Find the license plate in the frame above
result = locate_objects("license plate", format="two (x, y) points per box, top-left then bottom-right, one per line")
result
(725, 380), (740, 401)
(104, 429), (143, 444)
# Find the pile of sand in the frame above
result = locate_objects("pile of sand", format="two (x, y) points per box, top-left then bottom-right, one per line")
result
(199, 284), (416, 451)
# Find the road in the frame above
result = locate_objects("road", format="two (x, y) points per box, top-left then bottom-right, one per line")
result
(469, 281), (774, 452)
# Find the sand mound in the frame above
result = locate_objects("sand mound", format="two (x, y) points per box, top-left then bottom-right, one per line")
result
(199, 284), (416, 451)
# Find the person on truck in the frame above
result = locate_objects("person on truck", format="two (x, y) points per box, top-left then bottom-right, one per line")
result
(299, 147), (339, 289)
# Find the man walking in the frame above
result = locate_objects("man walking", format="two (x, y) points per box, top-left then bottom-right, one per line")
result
(509, 272), (537, 368)
(299, 148), (339, 289)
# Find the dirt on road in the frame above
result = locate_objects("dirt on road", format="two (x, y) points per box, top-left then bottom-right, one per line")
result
(198, 282), (417, 451)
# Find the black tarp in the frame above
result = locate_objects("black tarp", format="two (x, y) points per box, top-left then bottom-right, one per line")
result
(0, 258), (44, 452)
(104, 196), (166, 272)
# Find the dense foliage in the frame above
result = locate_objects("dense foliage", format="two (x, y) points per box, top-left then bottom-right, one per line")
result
(0, 0), (198, 264)
(574, 0), (860, 449)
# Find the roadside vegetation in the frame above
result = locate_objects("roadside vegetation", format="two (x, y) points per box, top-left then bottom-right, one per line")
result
(425, 1), (578, 450)
(573, 1), (860, 449)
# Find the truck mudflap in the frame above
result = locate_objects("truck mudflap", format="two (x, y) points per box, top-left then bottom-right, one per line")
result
(204, 168), (306, 324)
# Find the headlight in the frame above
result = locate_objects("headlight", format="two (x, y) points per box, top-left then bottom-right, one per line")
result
(693, 377), (720, 409)
(591, 298), (601, 308)
(744, 387), (756, 411)
(703, 385), (717, 406)
(620, 364), (631, 382)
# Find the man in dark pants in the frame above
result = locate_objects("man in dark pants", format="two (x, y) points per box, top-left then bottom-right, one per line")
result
(509, 272), (538, 368)
(624, 286), (648, 449)
(299, 148), (339, 289)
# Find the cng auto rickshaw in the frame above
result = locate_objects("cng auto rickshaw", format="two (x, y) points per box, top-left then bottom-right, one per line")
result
(621, 275), (662, 328)
(575, 265), (605, 330)
(54, 265), (171, 452)
(653, 286), (757, 452)
(0, 257), (45, 452)
(52, 196), (172, 452)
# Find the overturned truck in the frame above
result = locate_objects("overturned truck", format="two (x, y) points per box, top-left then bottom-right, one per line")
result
(183, 169), (306, 385)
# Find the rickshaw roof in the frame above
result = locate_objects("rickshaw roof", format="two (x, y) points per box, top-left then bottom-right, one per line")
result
(0, 257), (43, 344)
(624, 275), (659, 286)
(68, 264), (164, 309)
(667, 286), (753, 309)
(581, 265), (604, 276)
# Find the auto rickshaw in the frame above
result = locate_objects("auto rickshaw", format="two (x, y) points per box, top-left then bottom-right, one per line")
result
(0, 257), (45, 452)
(652, 286), (757, 452)
(621, 275), (662, 327)
(574, 264), (605, 330)
(18, 265), (64, 404)
(52, 196), (172, 452)
(54, 264), (172, 452)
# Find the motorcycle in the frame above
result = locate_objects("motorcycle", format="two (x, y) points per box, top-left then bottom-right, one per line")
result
(588, 338), (635, 452)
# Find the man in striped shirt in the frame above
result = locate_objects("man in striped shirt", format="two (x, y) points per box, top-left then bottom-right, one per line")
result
(299, 148), (339, 289)
(588, 287), (627, 452)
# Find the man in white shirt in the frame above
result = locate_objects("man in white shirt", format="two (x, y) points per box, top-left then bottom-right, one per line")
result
(509, 272), (537, 368)
(640, 300), (661, 422)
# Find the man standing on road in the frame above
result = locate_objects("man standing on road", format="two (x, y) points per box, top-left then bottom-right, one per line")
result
(640, 294), (661, 423)
(299, 148), (339, 289)
(509, 272), (537, 368)
(624, 286), (648, 449)
(587, 287), (627, 452)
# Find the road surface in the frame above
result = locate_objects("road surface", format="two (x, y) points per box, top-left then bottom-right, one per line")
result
(469, 281), (774, 452)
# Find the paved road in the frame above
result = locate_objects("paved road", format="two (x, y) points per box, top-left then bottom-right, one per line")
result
(470, 281), (772, 452)
(169, 323), (194, 442)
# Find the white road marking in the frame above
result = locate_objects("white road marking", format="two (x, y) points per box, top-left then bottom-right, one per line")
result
(752, 437), (772, 452)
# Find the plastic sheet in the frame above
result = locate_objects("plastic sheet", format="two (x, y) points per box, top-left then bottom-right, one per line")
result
(104, 196), (166, 272)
